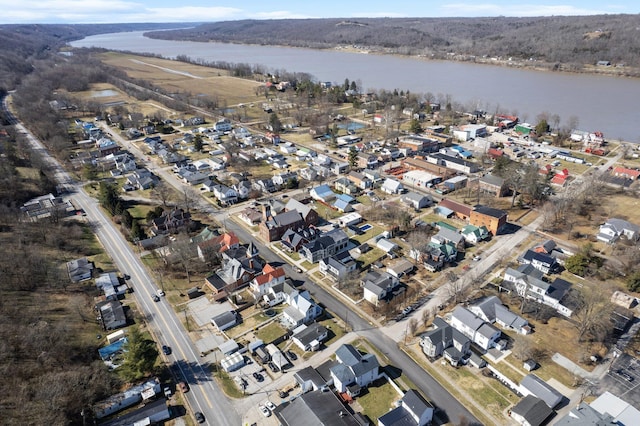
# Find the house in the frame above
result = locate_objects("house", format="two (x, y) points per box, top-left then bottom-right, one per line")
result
(470, 205), (508, 235)
(211, 311), (238, 332)
(612, 166), (640, 180)
(319, 251), (357, 281)
(610, 290), (637, 309)
(376, 238), (398, 254)
(21, 193), (73, 221)
(469, 296), (531, 335)
(300, 228), (349, 263)
(272, 171), (298, 188)
(294, 366), (327, 394)
(67, 257), (95, 282)
(253, 178), (277, 193)
(442, 175), (468, 192)
(310, 184), (336, 202)
(238, 207), (262, 226)
(357, 152), (378, 169)
(97, 300), (127, 330)
(281, 227), (319, 252)
(460, 224), (490, 244)
(362, 271), (400, 306)
(212, 184), (239, 206)
(292, 323), (329, 352)
(347, 171), (372, 190)
(233, 179), (252, 199)
(266, 343), (289, 370)
(250, 264), (286, 296)
(204, 243), (262, 298)
(519, 374), (563, 409)
(387, 258), (414, 278)
(431, 227), (465, 250)
(520, 250), (558, 274)
(401, 192), (433, 210)
(275, 388), (362, 426)
(378, 389), (434, 426)
(333, 194), (355, 212)
(96, 272), (128, 300)
(420, 317), (471, 366)
(450, 306), (501, 351)
(479, 174), (508, 197)
(259, 207), (307, 243)
(510, 395), (554, 426)
(402, 170), (442, 189)
(297, 167), (317, 181)
(330, 343), (380, 393)
(427, 152), (479, 174)
(285, 198), (319, 226)
(381, 178), (404, 194)
(93, 379), (161, 419)
(534, 240), (557, 254)
(334, 177), (359, 195)
(150, 208), (191, 235)
(597, 218), (640, 244)
(504, 266), (573, 317)
(282, 290), (323, 328)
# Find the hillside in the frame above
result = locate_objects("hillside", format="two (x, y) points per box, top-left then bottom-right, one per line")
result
(146, 15), (640, 75)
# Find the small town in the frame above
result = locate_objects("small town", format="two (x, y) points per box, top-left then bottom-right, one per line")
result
(3, 24), (640, 426)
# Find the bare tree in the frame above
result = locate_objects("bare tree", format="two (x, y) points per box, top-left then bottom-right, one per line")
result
(571, 288), (614, 343)
(152, 180), (173, 207)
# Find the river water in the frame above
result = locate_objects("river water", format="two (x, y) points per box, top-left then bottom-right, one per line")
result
(71, 31), (640, 142)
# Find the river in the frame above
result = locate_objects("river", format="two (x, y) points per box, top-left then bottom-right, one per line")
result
(71, 31), (640, 142)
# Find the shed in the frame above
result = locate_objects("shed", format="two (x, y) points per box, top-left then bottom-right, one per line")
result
(376, 238), (398, 253)
(211, 311), (238, 332)
(187, 287), (201, 299)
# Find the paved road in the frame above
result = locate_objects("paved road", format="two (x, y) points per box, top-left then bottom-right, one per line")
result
(216, 211), (480, 425)
(12, 117), (240, 426)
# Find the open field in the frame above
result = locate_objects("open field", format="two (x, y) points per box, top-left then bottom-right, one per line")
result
(98, 52), (264, 106)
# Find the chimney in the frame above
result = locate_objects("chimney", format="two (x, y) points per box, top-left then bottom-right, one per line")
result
(262, 204), (271, 221)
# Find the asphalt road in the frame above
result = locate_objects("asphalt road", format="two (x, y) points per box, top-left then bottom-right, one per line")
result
(216, 210), (480, 425)
(13, 118), (240, 426)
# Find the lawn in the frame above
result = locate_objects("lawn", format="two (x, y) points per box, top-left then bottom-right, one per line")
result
(254, 321), (287, 345)
(356, 247), (385, 268)
(313, 202), (343, 220)
(280, 249), (300, 262)
(357, 378), (400, 422)
(352, 224), (383, 244)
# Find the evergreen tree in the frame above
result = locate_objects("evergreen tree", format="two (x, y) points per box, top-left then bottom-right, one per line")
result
(120, 326), (159, 381)
(193, 134), (204, 152)
(348, 146), (358, 168)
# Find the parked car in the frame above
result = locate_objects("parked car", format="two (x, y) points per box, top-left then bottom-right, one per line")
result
(123, 274), (131, 280)
(163, 386), (172, 397)
(253, 372), (264, 382)
(265, 401), (277, 411)
(162, 345), (171, 355)
(195, 412), (205, 423)
(157, 289), (165, 297)
(286, 350), (298, 361)
(178, 382), (189, 393)
(473, 256), (481, 261)
(259, 405), (271, 417)
(401, 306), (413, 315)
(268, 361), (279, 372)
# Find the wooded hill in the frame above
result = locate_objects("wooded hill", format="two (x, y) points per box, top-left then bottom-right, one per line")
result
(146, 15), (640, 72)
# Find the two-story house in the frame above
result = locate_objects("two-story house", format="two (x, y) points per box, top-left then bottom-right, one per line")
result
(420, 317), (471, 366)
(597, 218), (640, 244)
(250, 264), (286, 297)
(361, 271), (400, 306)
(503, 265), (573, 317)
(319, 251), (357, 281)
(519, 250), (558, 274)
(282, 290), (323, 328)
(212, 184), (239, 206)
(300, 228), (349, 263)
(450, 306), (501, 351)
(330, 344), (380, 394)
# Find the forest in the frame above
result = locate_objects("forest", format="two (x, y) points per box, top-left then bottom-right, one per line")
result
(146, 14), (640, 74)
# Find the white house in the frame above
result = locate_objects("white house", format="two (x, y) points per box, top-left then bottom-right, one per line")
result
(381, 178), (404, 194)
(212, 184), (238, 206)
(291, 323), (329, 352)
(330, 344), (380, 394)
(596, 218), (640, 244)
(449, 306), (501, 351)
(503, 266), (573, 317)
(282, 290), (323, 328)
(250, 264), (286, 297)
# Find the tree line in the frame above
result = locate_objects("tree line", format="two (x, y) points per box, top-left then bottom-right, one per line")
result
(147, 15), (640, 75)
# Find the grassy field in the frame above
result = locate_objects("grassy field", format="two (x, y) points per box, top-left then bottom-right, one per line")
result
(98, 52), (264, 106)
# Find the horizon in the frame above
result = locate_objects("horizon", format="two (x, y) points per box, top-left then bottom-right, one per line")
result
(1, 1), (638, 25)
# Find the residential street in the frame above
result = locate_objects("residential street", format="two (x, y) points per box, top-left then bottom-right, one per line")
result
(15, 121), (241, 426)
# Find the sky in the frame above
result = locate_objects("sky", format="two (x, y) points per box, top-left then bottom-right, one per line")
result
(0, 0), (637, 24)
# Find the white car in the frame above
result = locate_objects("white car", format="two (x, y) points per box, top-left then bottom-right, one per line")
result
(265, 401), (277, 412)
(259, 405), (271, 417)
(157, 289), (165, 297)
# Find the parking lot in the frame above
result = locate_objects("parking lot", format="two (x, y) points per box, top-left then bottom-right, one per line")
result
(599, 354), (640, 408)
